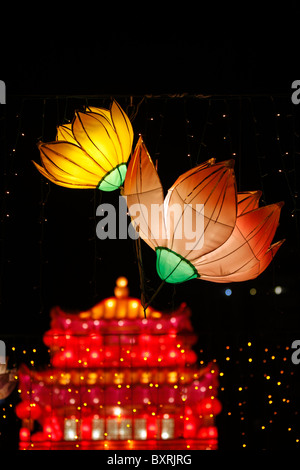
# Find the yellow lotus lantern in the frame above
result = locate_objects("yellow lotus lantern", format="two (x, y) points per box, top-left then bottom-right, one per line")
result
(33, 100), (133, 191)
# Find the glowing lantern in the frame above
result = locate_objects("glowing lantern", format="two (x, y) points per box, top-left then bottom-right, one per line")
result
(16, 401), (41, 420)
(33, 100), (133, 191)
(19, 427), (30, 441)
(81, 419), (92, 440)
(17, 278), (221, 450)
(123, 137), (284, 284)
(195, 191), (285, 282)
(183, 417), (197, 438)
(198, 426), (218, 439)
(197, 397), (222, 416)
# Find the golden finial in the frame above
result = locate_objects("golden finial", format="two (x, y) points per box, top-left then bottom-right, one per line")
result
(114, 277), (129, 299)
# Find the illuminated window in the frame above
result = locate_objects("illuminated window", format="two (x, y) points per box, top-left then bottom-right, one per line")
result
(92, 418), (105, 440)
(134, 418), (147, 440)
(161, 417), (174, 439)
(119, 419), (132, 440)
(106, 418), (119, 440)
(64, 419), (77, 441)
(106, 417), (132, 440)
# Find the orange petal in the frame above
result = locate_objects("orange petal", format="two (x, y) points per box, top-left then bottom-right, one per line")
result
(165, 159), (237, 261)
(200, 239), (284, 282)
(123, 137), (165, 249)
(195, 202), (283, 278)
(237, 190), (262, 216)
(236, 202), (284, 259)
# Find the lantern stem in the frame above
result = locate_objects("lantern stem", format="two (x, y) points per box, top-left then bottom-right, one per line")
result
(143, 279), (166, 317)
(134, 231), (148, 311)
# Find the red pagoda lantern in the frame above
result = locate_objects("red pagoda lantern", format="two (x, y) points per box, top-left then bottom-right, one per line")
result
(17, 277), (221, 450)
(15, 401), (42, 421)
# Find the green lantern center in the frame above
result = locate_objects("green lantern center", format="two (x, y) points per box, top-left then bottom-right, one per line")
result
(155, 247), (199, 284)
(97, 163), (127, 192)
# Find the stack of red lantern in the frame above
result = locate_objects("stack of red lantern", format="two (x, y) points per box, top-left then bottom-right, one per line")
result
(17, 277), (221, 450)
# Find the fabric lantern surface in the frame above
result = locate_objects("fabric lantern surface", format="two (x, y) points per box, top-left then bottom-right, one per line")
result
(123, 137), (284, 284)
(33, 100), (133, 191)
(194, 191), (285, 282)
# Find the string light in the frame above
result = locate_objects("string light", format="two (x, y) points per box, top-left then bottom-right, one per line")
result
(4, 310), (298, 450)
(5, 332), (299, 450)
(1, 93), (299, 451)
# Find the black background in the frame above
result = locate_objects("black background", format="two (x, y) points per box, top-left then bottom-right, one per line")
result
(1, 23), (300, 451)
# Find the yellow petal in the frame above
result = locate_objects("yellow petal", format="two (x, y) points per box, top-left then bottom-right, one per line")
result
(56, 123), (77, 145)
(110, 100), (134, 162)
(85, 106), (113, 126)
(86, 111), (124, 162)
(32, 160), (57, 182)
(72, 111), (120, 171)
(32, 160), (94, 188)
(38, 141), (105, 187)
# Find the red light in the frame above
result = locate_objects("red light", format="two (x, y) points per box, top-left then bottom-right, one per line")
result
(198, 426), (218, 439)
(197, 397), (222, 416)
(17, 283), (220, 450)
(15, 401), (41, 420)
(19, 427), (30, 441)
(81, 419), (92, 439)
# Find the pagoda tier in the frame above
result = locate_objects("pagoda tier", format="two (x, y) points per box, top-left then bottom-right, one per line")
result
(17, 278), (221, 450)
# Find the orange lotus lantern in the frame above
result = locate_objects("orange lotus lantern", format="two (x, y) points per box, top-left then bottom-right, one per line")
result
(33, 100), (133, 191)
(123, 137), (284, 284)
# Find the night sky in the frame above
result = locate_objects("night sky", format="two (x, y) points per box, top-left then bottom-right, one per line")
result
(1, 31), (300, 451)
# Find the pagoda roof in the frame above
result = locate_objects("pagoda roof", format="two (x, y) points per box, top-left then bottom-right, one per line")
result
(48, 277), (194, 335)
